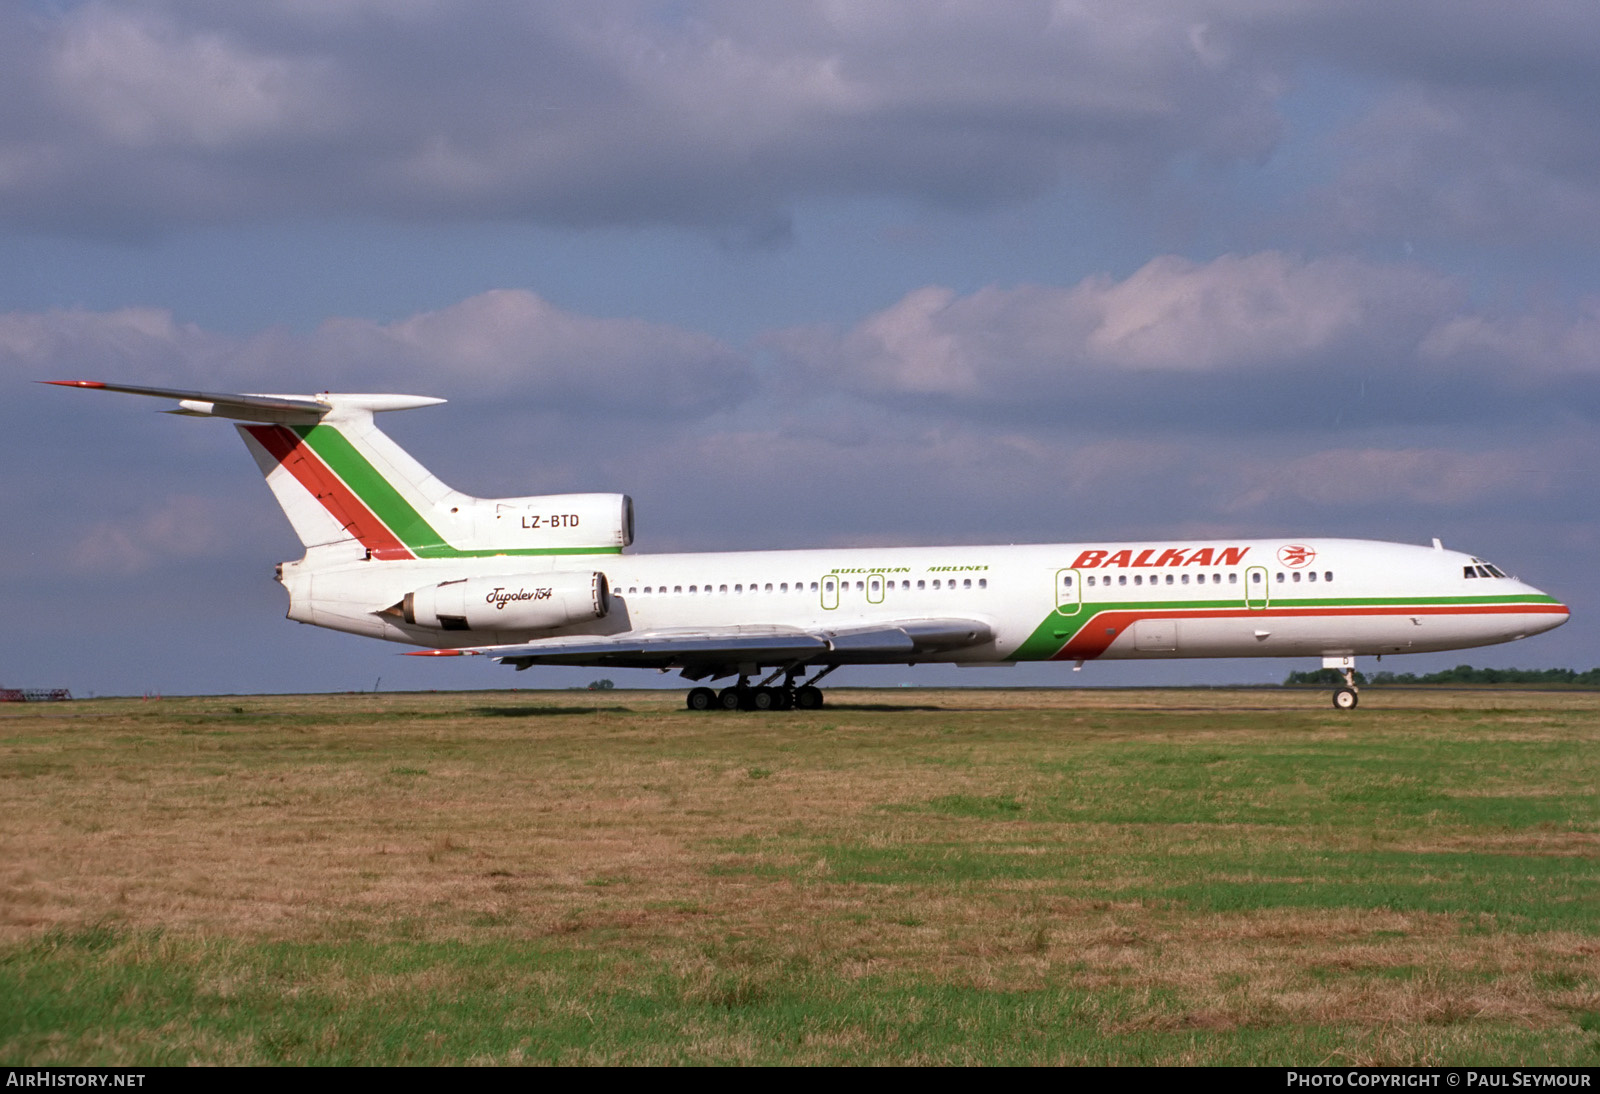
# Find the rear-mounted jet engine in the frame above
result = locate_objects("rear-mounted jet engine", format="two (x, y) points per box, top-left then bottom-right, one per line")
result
(395, 572), (610, 632)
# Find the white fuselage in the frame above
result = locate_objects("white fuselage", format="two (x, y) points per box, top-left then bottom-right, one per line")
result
(279, 537), (1567, 666)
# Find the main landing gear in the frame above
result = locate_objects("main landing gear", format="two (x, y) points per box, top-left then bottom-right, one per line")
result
(685, 666), (835, 712)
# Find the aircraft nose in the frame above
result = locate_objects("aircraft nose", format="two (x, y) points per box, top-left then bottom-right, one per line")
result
(1521, 584), (1569, 636)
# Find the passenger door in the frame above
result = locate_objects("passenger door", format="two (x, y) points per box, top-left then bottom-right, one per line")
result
(1245, 566), (1269, 609)
(1055, 568), (1083, 616)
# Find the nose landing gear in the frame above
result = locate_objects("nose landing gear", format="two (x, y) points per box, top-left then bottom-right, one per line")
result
(1325, 656), (1360, 710)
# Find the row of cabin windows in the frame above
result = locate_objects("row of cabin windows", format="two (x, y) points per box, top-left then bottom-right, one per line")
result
(618, 577), (991, 596)
(1066, 571), (1336, 588)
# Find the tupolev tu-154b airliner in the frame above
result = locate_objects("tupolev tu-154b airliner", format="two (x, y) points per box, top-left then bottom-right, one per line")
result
(50, 381), (1569, 711)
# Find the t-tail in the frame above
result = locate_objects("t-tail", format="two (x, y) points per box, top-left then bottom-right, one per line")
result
(43, 381), (634, 561)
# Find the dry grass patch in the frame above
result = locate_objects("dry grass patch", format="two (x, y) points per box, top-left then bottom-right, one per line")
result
(1, 687), (1596, 1064)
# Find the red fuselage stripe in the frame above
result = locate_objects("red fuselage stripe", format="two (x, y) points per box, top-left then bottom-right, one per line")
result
(1052, 603), (1569, 660)
(243, 425), (414, 560)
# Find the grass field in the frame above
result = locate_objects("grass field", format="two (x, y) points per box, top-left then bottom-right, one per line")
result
(1, 687), (1596, 1065)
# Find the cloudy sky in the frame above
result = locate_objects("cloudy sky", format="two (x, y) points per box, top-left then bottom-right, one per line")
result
(4, 0), (1597, 695)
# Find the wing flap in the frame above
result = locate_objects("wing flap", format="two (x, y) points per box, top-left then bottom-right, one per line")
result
(429, 617), (996, 671)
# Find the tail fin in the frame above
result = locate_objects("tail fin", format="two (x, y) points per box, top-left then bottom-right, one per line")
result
(47, 381), (632, 559)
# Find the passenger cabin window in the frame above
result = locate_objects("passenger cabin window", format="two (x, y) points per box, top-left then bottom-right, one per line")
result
(979, 579), (987, 589)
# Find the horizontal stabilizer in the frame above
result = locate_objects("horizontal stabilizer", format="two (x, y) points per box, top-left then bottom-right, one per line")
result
(44, 381), (444, 424)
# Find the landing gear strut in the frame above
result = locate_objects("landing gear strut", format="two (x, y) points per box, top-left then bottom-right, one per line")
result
(1326, 656), (1360, 710)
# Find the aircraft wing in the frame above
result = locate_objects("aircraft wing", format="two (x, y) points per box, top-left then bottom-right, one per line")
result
(410, 618), (995, 677)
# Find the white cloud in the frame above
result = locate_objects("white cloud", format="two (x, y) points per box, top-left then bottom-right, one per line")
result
(51, 5), (341, 149)
(0, 306), (222, 383)
(1420, 301), (1600, 376)
(69, 494), (230, 574)
(0, 291), (751, 416)
(1081, 253), (1451, 368)
(779, 253), (1463, 401)
(0, 1), (1288, 232)
(1222, 446), (1552, 513)
(0, 1), (1595, 246)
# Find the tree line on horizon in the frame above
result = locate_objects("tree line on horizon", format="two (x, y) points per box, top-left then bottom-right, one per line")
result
(1284, 665), (1600, 687)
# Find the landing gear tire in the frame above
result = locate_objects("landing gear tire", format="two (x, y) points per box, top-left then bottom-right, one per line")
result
(794, 685), (824, 710)
(1332, 687), (1359, 711)
(686, 687), (716, 711)
(749, 687), (779, 711)
(717, 687), (743, 711)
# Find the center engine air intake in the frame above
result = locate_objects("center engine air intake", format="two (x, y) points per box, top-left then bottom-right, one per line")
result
(400, 572), (610, 632)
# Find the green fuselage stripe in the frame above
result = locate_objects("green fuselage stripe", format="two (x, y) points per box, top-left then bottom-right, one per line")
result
(1012, 592), (1564, 661)
(293, 425), (621, 559)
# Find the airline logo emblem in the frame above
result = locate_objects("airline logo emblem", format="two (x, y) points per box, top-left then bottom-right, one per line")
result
(1278, 544), (1316, 568)
(1069, 546), (1250, 569)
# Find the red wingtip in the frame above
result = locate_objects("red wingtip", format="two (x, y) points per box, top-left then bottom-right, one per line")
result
(42, 380), (107, 388)
(405, 648), (468, 657)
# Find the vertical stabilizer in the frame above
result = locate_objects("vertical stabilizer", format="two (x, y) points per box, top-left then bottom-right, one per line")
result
(236, 401), (470, 559)
(48, 382), (632, 560)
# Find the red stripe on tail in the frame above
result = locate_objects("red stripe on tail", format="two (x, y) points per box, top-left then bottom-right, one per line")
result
(243, 425), (414, 560)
